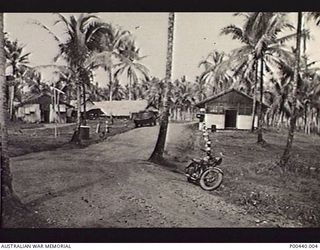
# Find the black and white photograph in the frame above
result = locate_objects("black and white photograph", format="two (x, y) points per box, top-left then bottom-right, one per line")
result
(0, 10), (320, 233)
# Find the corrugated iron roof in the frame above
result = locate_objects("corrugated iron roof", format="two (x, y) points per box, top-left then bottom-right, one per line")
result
(93, 100), (148, 116)
(195, 88), (269, 108)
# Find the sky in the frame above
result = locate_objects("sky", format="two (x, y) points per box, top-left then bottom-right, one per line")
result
(4, 12), (320, 87)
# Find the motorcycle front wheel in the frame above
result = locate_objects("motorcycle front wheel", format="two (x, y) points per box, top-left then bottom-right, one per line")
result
(199, 168), (223, 191)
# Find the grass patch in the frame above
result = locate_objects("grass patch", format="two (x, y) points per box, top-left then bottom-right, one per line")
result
(7, 119), (135, 157)
(165, 123), (320, 227)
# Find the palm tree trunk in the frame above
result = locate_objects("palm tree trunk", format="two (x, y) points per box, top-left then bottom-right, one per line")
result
(70, 82), (82, 143)
(109, 68), (113, 101)
(77, 84), (81, 127)
(149, 12), (175, 163)
(304, 103), (308, 133)
(0, 13), (23, 226)
(57, 92), (61, 124)
(280, 12), (302, 168)
(257, 57), (265, 143)
(128, 71), (132, 101)
(251, 60), (258, 132)
(8, 64), (17, 121)
(317, 109), (320, 134)
(9, 85), (14, 120)
(82, 83), (86, 126)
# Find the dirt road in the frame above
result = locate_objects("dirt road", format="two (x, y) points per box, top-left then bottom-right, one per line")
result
(11, 123), (259, 227)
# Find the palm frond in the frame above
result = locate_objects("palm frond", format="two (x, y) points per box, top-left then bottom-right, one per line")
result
(31, 19), (61, 43)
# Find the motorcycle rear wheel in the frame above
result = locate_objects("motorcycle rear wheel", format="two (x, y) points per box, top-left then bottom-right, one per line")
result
(199, 168), (223, 191)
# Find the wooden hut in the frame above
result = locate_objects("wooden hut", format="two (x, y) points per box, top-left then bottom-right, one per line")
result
(16, 93), (74, 123)
(195, 88), (268, 130)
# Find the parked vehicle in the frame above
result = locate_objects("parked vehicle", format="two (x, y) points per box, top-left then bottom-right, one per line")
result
(185, 149), (223, 191)
(132, 110), (158, 128)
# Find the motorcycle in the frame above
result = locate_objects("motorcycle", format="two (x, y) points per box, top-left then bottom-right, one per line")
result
(185, 148), (223, 191)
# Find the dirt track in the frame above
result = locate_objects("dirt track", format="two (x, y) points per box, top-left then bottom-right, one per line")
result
(11, 123), (259, 227)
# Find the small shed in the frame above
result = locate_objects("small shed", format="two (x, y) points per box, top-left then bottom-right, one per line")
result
(195, 88), (268, 130)
(16, 93), (74, 123)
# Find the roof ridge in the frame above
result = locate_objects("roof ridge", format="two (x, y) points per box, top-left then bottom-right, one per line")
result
(195, 88), (268, 107)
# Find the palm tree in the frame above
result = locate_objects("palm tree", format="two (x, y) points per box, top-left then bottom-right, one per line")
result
(0, 13), (25, 227)
(34, 13), (108, 134)
(279, 12), (303, 168)
(114, 41), (150, 100)
(4, 37), (30, 120)
(88, 24), (132, 101)
(149, 12), (175, 162)
(198, 50), (232, 95)
(193, 76), (207, 102)
(221, 12), (294, 142)
(168, 78), (195, 120)
(143, 77), (165, 109)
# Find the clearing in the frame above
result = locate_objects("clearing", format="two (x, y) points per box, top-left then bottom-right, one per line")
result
(4, 122), (320, 227)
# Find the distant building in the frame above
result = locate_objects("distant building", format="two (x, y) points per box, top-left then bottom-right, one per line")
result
(16, 93), (74, 123)
(93, 100), (149, 118)
(195, 88), (268, 130)
(70, 99), (98, 113)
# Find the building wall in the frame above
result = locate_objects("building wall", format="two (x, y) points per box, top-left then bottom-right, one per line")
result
(204, 113), (259, 130)
(50, 104), (67, 123)
(198, 90), (267, 130)
(17, 104), (68, 123)
(237, 115), (252, 130)
(205, 114), (225, 129)
(17, 104), (41, 123)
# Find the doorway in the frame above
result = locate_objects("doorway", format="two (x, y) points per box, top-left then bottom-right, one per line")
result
(41, 110), (50, 123)
(225, 109), (237, 128)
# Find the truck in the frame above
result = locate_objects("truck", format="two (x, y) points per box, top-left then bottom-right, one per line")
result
(132, 110), (158, 128)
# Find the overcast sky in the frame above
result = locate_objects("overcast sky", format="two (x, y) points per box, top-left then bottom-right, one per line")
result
(4, 12), (320, 87)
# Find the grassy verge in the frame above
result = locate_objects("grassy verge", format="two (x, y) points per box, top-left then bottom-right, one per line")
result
(7, 118), (135, 157)
(165, 123), (320, 227)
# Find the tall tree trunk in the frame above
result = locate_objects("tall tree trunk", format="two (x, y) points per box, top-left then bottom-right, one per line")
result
(82, 83), (86, 126)
(257, 57), (265, 143)
(280, 12), (302, 168)
(109, 68), (113, 101)
(9, 85), (14, 120)
(304, 103), (308, 133)
(77, 84), (81, 127)
(149, 12), (174, 163)
(0, 13), (23, 227)
(70, 82), (82, 143)
(57, 92), (62, 124)
(251, 60), (258, 132)
(317, 109), (320, 134)
(8, 64), (16, 121)
(128, 72), (132, 101)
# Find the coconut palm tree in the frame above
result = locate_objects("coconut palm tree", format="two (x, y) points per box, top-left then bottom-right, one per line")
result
(221, 12), (294, 143)
(149, 12), (175, 162)
(114, 41), (150, 100)
(193, 76), (207, 102)
(34, 13), (108, 134)
(4, 37), (30, 120)
(198, 50), (233, 95)
(143, 77), (165, 109)
(279, 12), (303, 168)
(0, 12), (9, 226)
(168, 78), (195, 120)
(0, 13), (25, 227)
(88, 24), (132, 101)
